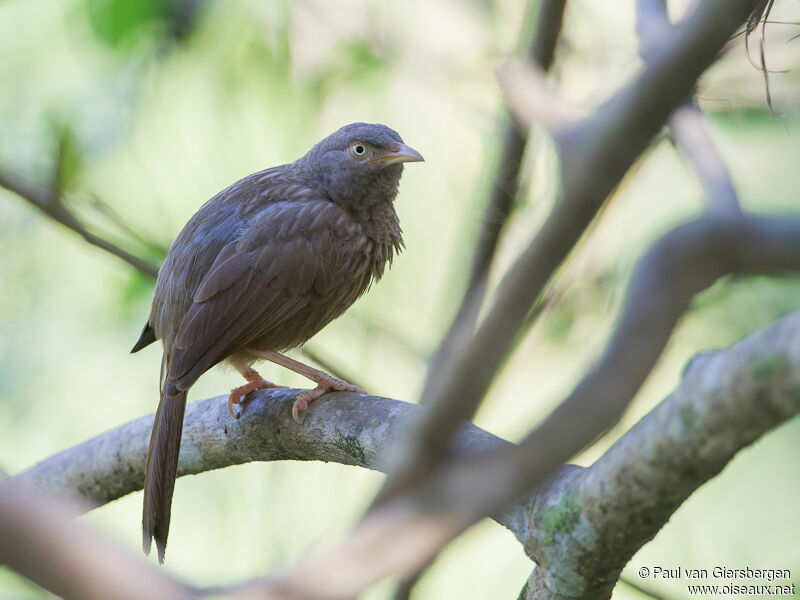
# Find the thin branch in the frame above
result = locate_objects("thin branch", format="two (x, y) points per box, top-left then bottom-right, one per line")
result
(464, 0), (567, 311)
(377, 0), (763, 505)
(420, 0), (567, 408)
(744, 0), (780, 115)
(85, 193), (168, 257)
(636, 0), (742, 215)
(0, 166), (160, 279)
(668, 104), (741, 214)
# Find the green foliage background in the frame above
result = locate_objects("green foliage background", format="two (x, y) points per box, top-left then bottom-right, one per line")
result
(1, 0), (799, 598)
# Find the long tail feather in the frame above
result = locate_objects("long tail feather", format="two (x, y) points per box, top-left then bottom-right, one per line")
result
(142, 382), (187, 564)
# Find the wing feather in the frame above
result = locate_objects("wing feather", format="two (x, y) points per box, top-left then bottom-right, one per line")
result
(167, 200), (362, 389)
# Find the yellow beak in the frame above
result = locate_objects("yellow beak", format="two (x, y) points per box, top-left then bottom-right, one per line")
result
(370, 143), (425, 168)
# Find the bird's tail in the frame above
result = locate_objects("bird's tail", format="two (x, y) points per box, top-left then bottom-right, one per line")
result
(142, 381), (187, 564)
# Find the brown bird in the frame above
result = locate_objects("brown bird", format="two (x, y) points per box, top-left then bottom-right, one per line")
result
(131, 122), (423, 563)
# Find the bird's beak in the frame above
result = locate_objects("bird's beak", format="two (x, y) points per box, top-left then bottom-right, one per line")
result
(370, 143), (425, 168)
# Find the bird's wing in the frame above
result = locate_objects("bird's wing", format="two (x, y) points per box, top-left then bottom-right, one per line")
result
(168, 199), (365, 390)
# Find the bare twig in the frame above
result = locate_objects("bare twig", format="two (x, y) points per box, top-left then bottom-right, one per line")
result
(744, 0), (780, 115)
(636, 0), (742, 215)
(0, 167), (160, 279)
(85, 193), (168, 257)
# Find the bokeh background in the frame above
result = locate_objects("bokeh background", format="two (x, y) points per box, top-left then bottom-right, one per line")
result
(1, 0), (799, 598)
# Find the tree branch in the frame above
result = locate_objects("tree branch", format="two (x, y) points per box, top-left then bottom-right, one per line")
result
(11, 391), (524, 533)
(421, 0), (567, 408)
(8, 307), (800, 599)
(522, 308), (800, 598)
(3, 1), (791, 598)
(443, 214), (800, 530)
(0, 166), (160, 279)
(377, 0), (763, 505)
(636, 0), (742, 215)
(0, 163), (363, 388)
(0, 484), (195, 600)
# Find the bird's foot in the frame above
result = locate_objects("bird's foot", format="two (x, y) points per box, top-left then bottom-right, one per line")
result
(292, 375), (366, 423)
(228, 368), (286, 418)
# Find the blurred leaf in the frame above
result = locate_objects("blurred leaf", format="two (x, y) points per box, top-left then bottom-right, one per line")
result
(85, 0), (171, 49)
(84, 0), (207, 49)
(50, 118), (83, 194)
(343, 39), (389, 74)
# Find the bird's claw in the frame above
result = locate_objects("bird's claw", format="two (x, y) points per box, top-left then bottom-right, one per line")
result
(291, 379), (365, 424)
(228, 391), (245, 419)
(227, 375), (286, 420)
(291, 397), (309, 423)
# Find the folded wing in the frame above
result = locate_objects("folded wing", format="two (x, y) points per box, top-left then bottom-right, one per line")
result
(168, 200), (365, 390)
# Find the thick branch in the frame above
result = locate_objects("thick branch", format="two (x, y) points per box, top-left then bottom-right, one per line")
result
(379, 0), (762, 503)
(522, 310), (800, 598)
(0, 484), (195, 600)
(314, 212), (800, 598)
(442, 215), (800, 529)
(3, 2), (786, 598)
(421, 0), (567, 408)
(11, 391), (524, 534)
(8, 307), (800, 599)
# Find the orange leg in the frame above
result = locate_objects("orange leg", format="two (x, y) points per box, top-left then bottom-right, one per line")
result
(228, 367), (287, 418)
(256, 351), (366, 423)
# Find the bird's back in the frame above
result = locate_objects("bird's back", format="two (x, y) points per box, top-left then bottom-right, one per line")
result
(148, 166), (296, 350)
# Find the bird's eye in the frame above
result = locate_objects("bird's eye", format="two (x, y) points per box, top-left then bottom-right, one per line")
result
(350, 143), (367, 157)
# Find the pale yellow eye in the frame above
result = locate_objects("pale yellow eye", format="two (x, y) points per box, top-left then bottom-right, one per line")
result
(350, 142), (367, 157)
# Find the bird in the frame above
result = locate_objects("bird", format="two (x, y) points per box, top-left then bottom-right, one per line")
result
(130, 122), (423, 563)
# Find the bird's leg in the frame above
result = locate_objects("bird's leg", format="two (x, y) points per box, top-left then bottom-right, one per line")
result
(257, 351), (366, 423)
(228, 366), (286, 418)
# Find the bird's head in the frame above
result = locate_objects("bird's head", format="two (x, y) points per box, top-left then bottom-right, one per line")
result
(301, 122), (423, 208)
